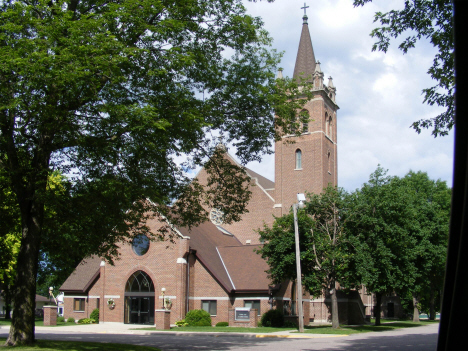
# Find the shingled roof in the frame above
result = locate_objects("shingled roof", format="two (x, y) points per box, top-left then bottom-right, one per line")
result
(245, 167), (274, 191)
(179, 221), (240, 292)
(60, 255), (101, 293)
(179, 222), (271, 293)
(60, 222), (271, 295)
(293, 15), (316, 82)
(217, 245), (271, 292)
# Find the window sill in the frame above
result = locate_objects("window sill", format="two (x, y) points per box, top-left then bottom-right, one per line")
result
(294, 168), (302, 171)
(73, 311), (85, 313)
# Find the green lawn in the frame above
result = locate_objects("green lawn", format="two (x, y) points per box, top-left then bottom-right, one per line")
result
(301, 320), (440, 335)
(0, 318), (82, 327)
(132, 319), (439, 335)
(0, 339), (160, 350)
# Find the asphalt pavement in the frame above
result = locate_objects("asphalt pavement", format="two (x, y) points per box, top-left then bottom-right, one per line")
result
(0, 323), (440, 351)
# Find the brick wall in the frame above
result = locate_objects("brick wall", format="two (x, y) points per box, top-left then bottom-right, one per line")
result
(275, 92), (338, 214)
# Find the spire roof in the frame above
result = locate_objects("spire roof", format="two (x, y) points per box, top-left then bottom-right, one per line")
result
(293, 13), (316, 82)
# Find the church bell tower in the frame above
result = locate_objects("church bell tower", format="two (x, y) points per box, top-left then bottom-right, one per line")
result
(274, 9), (339, 214)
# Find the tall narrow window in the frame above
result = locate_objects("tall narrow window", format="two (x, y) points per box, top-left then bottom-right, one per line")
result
(301, 110), (309, 133)
(325, 112), (329, 136)
(328, 116), (333, 139)
(295, 149), (302, 169)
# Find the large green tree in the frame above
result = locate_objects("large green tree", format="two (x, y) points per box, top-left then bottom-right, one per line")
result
(346, 167), (417, 326)
(258, 186), (354, 328)
(346, 167), (450, 325)
(396, 171), (451, 321)
(354, 0), (454, 137)
(0, 164), (20, 320)
(0, 0), (307, 345)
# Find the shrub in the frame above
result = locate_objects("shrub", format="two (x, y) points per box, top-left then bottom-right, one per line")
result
(185, 309), (212, 326)
(67, 317), (75, 323)
(175, 319), (188, 327)
(283, 320), (297, 328)
(78, 318), (95, 324)
(215, 321), (229, 327)
(57, 316), (65, 323)
(261, 309), (284, 327)
(90, 308), (99, 322)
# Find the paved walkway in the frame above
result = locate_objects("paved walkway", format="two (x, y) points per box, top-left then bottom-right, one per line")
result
(0, 323), (344, 339)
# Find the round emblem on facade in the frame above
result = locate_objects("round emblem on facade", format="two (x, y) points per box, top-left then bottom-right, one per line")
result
(209, 208), (224, 226)
(132, 234), (150, 256)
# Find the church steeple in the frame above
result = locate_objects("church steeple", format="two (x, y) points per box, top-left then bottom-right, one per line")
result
(274, 6), (338, 215)
(293, 4), (316, 82)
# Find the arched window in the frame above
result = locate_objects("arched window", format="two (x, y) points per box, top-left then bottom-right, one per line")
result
(295, 149), (302, 169)
(301, 110), (309, 133)
(124, 271), (155, 324)
(328, 115), (333, 139)
(125, 271), (154, 293)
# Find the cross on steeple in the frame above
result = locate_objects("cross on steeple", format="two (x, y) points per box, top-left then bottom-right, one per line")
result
(301, 3), (309, 24)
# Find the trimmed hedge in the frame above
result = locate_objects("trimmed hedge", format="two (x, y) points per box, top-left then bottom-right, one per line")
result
(67, 317), (75, 323)
(215, 321), (229, 327)
(261, 309), (284, 327)
(185, 309), (212, 326)
(90, 308), (99, 322)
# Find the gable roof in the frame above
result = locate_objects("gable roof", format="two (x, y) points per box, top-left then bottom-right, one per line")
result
(180, 222), (271, 293)
(59, 222), (272, 295)
(60, 255), (101, 293)
(217, 245), (271, 292)
(178, 221), (241, 292)
(245, 168), (275, 190)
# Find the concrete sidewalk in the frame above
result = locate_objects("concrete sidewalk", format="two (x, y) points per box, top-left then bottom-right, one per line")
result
(1, 323), (344, 339)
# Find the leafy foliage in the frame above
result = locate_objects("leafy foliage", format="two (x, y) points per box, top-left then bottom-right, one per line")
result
(353, 0), (454, 137)
(345, 166), (450, 324)
(260, 309), (284, 327)
(90, 309), (99, 323)
(175, 320), (189, 327)
(78, 318), (95, 324)
(0, 0), (310, 345)
(258, 186), (355, 328)
(67, 317), (75, 323)
(215, 321), (229, 327)
(184, 309), (212, 327)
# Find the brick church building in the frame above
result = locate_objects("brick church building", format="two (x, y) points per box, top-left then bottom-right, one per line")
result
(60, 11), (367, 326)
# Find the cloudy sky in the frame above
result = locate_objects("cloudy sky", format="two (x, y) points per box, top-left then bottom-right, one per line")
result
(239, 0), (454, 192)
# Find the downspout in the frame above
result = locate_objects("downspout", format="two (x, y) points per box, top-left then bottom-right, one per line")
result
(186, 251), (190, 315)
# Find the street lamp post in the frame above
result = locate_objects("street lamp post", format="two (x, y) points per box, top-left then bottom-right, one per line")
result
(161, 288), (166, 310)
(294, 193), (306, 333)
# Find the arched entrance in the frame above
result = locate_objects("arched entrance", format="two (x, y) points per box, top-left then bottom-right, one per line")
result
(124, 270), (155, 324)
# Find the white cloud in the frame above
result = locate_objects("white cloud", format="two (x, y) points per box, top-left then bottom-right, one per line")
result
(240, 0), (453, 192)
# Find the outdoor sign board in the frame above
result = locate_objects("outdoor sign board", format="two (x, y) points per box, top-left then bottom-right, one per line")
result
(235, 307), (250, 320)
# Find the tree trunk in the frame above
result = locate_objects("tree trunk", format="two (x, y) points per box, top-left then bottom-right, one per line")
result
(6, 198), (43, 346)
(413, 295), (420, 322)
(375, 293), (382, 326)
(4, 284), (12, 320)
(429, 289), (436, 321)
(330, 281), (339, 328)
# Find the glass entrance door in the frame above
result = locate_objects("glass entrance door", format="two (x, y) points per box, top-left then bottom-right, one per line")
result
(125, 296), (154, 324)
